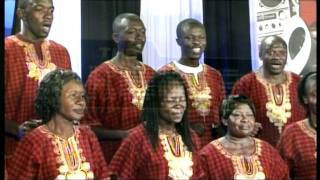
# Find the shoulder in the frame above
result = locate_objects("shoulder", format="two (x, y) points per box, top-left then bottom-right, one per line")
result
(158, 62), (176, 72)
(127, 125), (147, 141)
(19, 126), (48, 145)
(142, 63), (156, 73)
(256, 138), (280, 155)
(77, 125), (96, 136)
(86, 62), (112, 80)
(47, 40), (68, 50)
(199, 141), (217, 155)
(203, 64), (222, 75)
(286, 71), (301, 81)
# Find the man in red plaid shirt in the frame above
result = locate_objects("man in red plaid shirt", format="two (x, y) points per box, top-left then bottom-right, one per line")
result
(5, 0), (71, 157)
(83, 13), (155, 163)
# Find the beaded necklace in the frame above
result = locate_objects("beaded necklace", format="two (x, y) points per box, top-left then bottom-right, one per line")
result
(107, 61), (147, 110)
(213, 137), (266, 180)
(159, 131), (193, 179)
(11, 36), (56, 82)
(40, 126), (94, 179)
(256, 70), (292, 134)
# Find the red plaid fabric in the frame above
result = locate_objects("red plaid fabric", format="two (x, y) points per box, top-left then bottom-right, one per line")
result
(109, 124), (206, 180)
(5, 35), (72, 156)
(199, 138), (289, 180)
(83, 61), (155, 162)
(232, 72), (307, 146)
(277, 120), (316, 180)
(159, 62), (225, 147)
(7, 125), (108, 180)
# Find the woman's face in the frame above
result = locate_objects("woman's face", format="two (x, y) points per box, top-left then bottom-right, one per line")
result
(226, 103), (255, 138)
(159, 83), (187, 126)
(58, 80), (86, 122)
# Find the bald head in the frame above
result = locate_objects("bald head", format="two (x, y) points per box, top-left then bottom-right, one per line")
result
(112, 13), (142, 33)
(18, 0), (53, 9)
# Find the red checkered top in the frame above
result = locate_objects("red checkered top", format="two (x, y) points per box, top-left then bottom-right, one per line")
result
(200, 138), (289, 180)
(7, 125), (108, 180)
(277, 119), (316, 180)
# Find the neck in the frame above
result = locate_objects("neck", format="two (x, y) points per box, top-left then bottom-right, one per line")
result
(178, 57), (200, 67)
(309, 113), (317, 129)
(261, 68), (286, 84)
(19, 26), (46, 43)
(225, 134), (252, 144)
(159, 121), (177, 135)
(112, 52), (141, 69)
(46, 115), (74, 138)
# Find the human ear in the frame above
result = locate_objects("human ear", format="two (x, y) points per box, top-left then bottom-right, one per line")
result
(17, 8), (25, 20)
(112, 33), (120, 43)
(176, 38), (182, 46)
(222, 118), (228, 126)
(303, 96), (308, 104)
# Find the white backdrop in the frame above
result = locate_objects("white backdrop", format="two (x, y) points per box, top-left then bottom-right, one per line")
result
(48, 0), (82, 77)
(140, 0), (203, 70)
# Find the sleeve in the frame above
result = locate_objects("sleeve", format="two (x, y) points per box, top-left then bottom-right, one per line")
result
(62, 46), (72, 70)
(86, 128), (109, 180)
(276, 126), (295, 177)
(83, 69), (108, 126)
(198, 153), (211, 180)
(190, 132), (207, 180)
(7, 134), (40, 180)
(108, 132), (143, 179)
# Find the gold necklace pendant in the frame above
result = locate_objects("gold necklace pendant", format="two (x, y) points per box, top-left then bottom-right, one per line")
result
(41, 126), (94, 180)
(213, 138), (265, 180)
(174, 64), (212, 117)
(256, 71), (292, 134)
(11, 36), (57, 82)
(159, 133), (193, 179)
(108, 62), (147, 110)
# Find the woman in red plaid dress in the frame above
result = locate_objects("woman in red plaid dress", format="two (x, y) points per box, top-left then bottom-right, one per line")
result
(109, 72), (205, 180)
(7, 70), (108, 180)
(277, 71), (317, 180)
(199, 95), (289, 180)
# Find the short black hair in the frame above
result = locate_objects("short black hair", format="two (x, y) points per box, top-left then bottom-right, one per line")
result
(141, 71), (194, 152)
(34, 69), (82, 123)
(259, 35), (287, 58)
(220, 95), (256, 120)
(297, 71), (317, 106)
(176, 18), (205, 39)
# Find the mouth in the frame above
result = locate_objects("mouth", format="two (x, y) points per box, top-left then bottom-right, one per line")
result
(135, 43), (144, 50)
(41, 23), (52, 33)
(73, 109), (84, 115)
(192, 48), (201, 54)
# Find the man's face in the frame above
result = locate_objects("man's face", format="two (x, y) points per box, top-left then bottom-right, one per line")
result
(304, 78), (317, 115)
(20, 0), (54, 40)
(262, 43), (287, 75)
(177, 24), (206, 60)
(117, 18), (146, 56)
